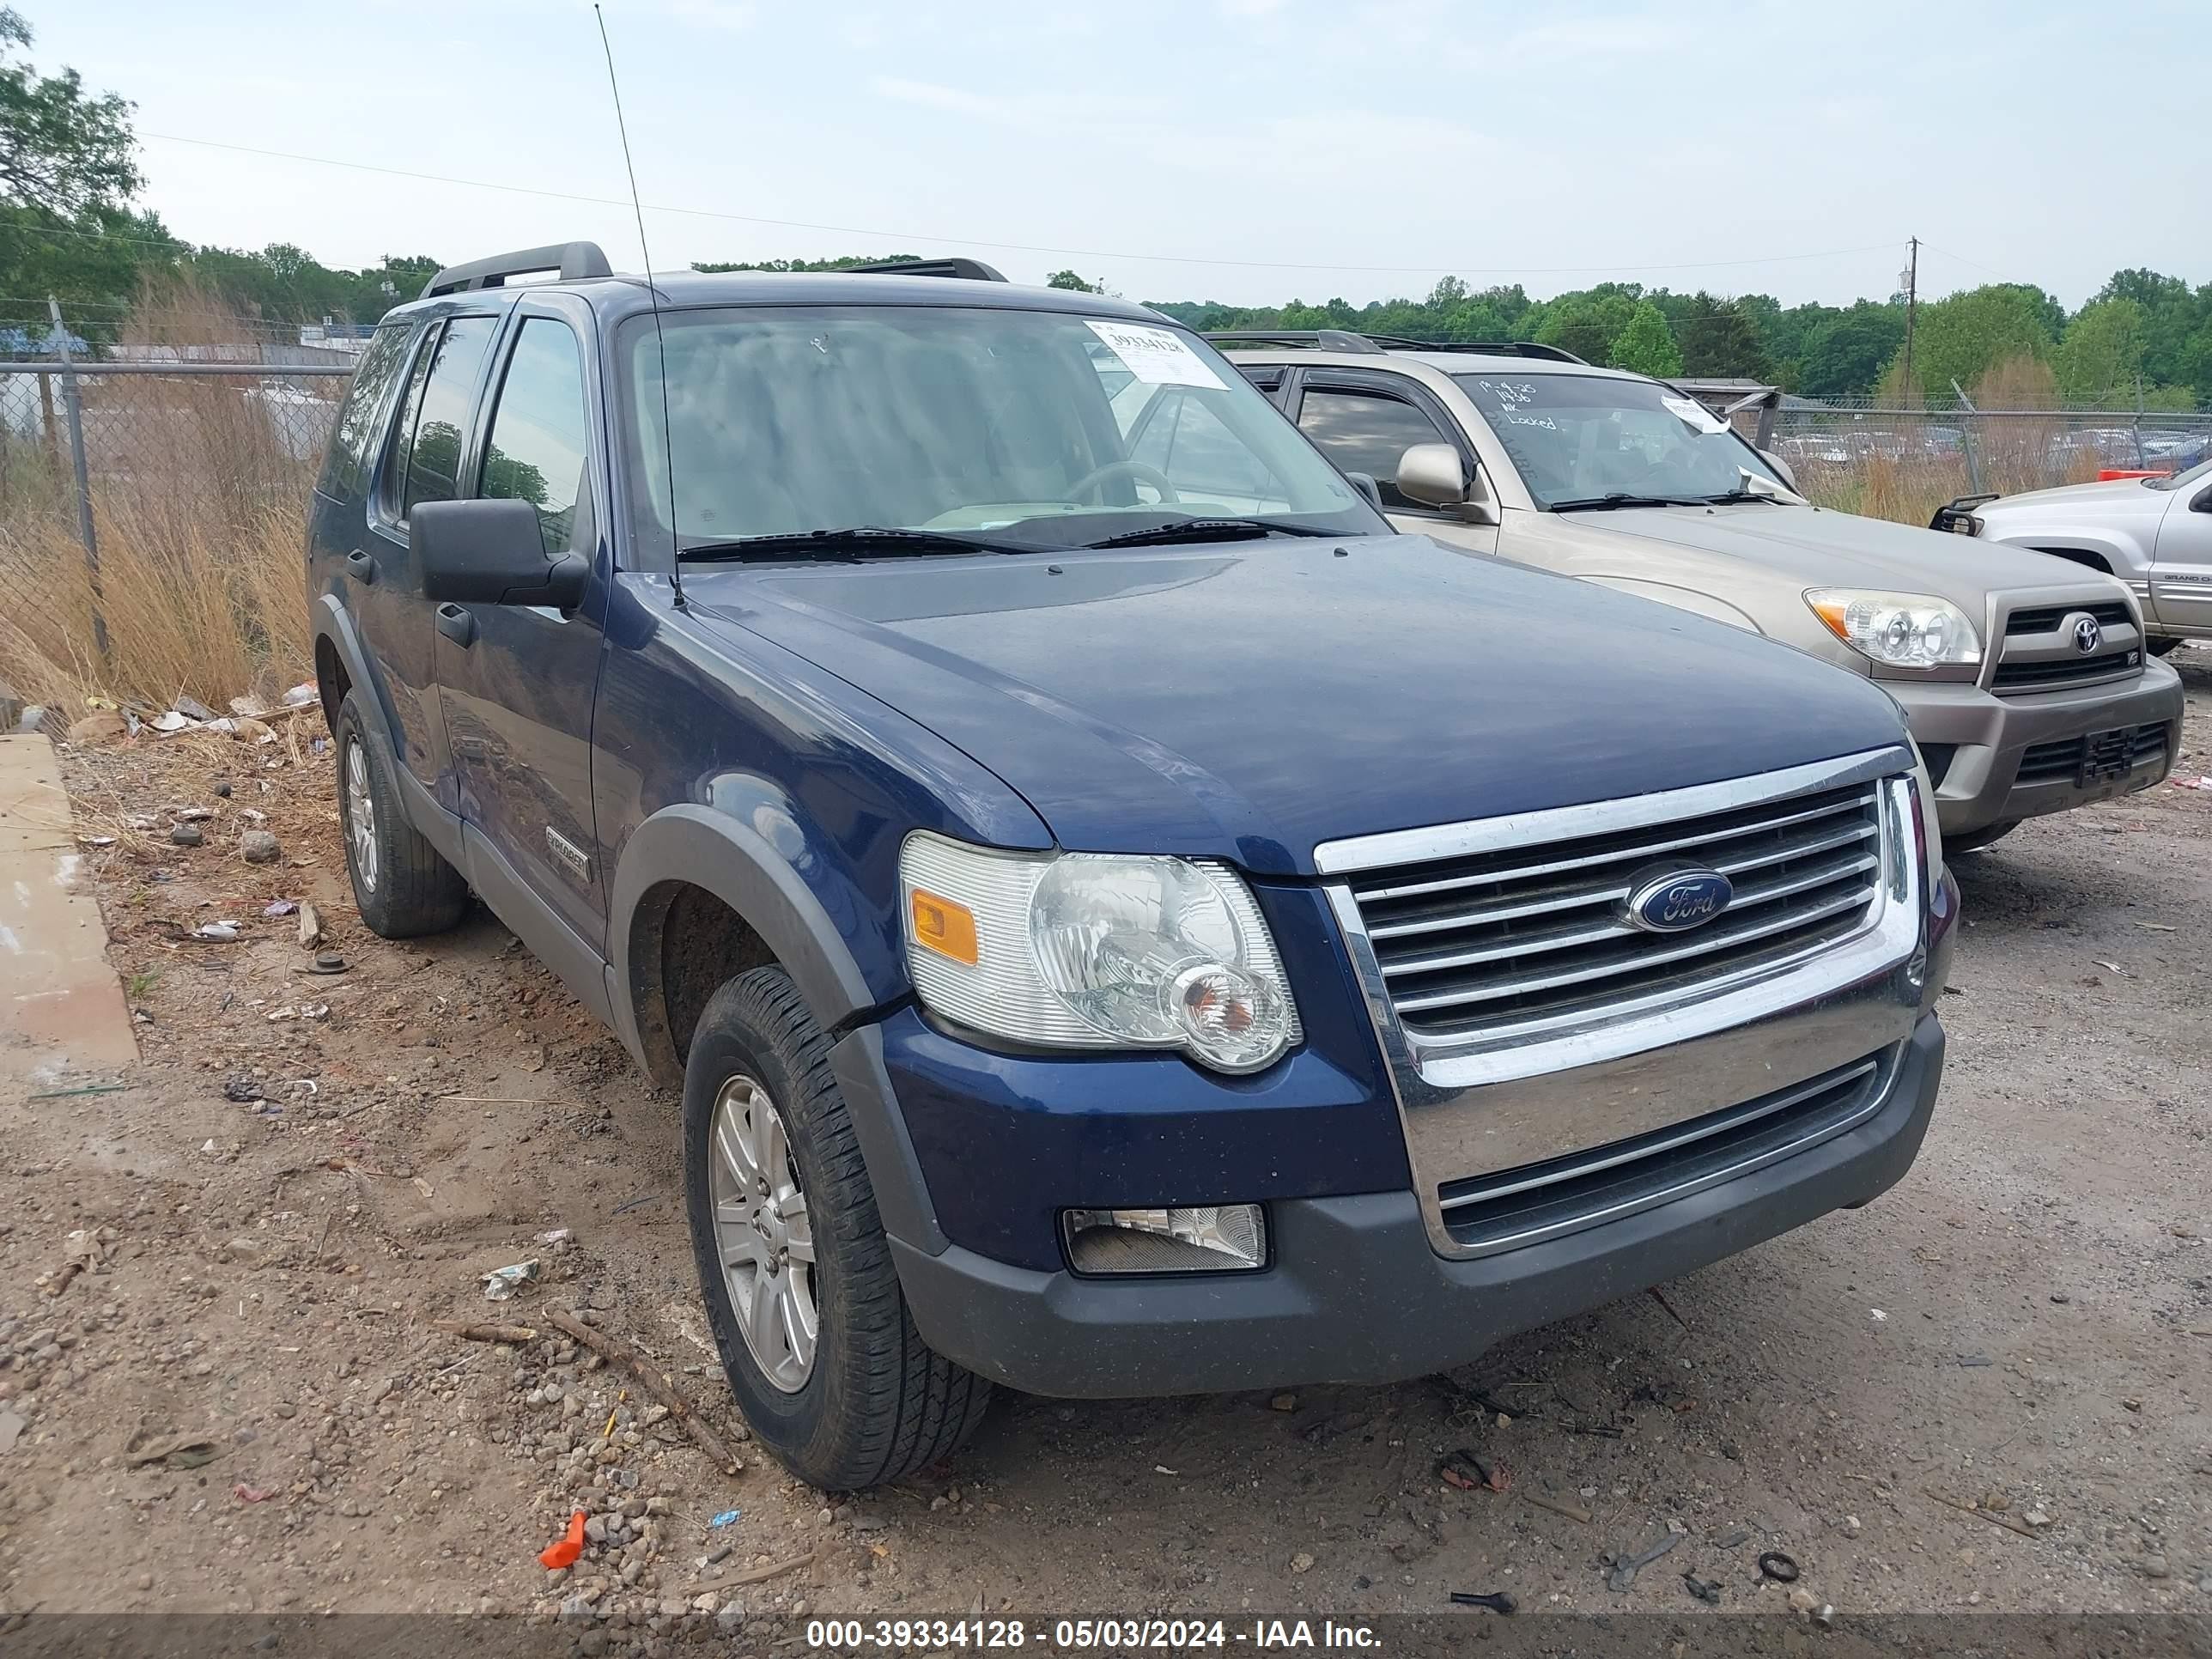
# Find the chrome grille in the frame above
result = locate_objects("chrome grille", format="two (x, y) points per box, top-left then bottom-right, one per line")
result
(1347, 778), (1884, 1039)
(1436, 1051), (1892, 1255)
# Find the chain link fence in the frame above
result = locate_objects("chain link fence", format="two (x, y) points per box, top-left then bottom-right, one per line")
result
(1770, 404), (2212, 521)
(1, 361), (352, 535)
(0, 358), (351, 709)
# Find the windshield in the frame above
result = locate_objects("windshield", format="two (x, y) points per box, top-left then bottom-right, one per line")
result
(618, 305), (1381, 552)
(2146, 455), (2212, 492)
(1451, 372), (1784, 508)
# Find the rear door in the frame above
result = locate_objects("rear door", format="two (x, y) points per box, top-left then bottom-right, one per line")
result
(359, 312), (501, 804)
(1291, 370), (1499, 554)
(433, 301), (611, 950)
(307, 315), (415, 702)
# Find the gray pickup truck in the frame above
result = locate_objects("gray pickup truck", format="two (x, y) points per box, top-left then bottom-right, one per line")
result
(1940, 459), (2212, 654)
(1213, 333), (2185, 854)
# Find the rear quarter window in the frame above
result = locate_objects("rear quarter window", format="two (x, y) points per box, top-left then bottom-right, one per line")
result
(316, 321), (416, 501)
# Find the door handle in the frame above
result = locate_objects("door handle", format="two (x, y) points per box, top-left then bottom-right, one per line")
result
(434, 603), (477, 648)
(345, 549), (376, 585)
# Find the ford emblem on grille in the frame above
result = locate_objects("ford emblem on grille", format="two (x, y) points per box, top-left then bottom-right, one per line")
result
(1622, 866), (1734, 934)
(2073, 616), (2102, 654)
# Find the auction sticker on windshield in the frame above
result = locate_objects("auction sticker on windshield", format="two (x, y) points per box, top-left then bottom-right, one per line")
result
(1087, 320), (1225, 389)
(1661, 395), (1729, 435)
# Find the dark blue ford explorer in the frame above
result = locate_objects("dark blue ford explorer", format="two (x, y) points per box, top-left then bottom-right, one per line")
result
(307, 246), (1959, 1487)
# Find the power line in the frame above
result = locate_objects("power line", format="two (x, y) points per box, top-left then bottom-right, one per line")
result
(0, 218), (191, 252)
(1919, 241), (2032, 289)
(135, 131), (1898, 280)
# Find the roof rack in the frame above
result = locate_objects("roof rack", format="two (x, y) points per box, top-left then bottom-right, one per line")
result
(1202, 329), (1586, 365)
(422, 242), (614, 299)
(840, 258), (1008, 283)
(1201, 329), (1383, 354)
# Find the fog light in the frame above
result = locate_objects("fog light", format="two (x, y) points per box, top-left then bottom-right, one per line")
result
(1061, 1205), (1267, 1275)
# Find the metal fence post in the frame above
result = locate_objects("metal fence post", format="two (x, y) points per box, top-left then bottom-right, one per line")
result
(1949, 379), (1984, 494)
(46, 297), (108, 668)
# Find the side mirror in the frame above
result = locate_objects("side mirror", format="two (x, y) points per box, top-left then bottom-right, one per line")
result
(1395, 442), (1466, 507)
(1759, 448), (1800, 493)
(1342, 471), (1383, 510)
(412, 498), (587, 609)
(1396, 441), (1503, 527)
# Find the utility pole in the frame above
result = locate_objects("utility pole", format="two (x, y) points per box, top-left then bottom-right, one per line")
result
(1899, 237), (1920, 407)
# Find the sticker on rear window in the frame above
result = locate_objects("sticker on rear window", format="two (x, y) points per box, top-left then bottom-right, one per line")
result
(1661, 396), (1729, 435)
(1085, 320), (1225, 389)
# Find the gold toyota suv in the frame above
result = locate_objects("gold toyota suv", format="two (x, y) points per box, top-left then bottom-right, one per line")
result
(1213, 332), (2183, 853)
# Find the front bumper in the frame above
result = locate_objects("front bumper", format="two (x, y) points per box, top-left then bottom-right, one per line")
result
(888, 1011), (1942, 1398)
(1894, 659), (2183, 836)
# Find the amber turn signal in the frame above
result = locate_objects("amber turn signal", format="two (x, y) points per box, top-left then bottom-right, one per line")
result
(908, 888), (979, 965)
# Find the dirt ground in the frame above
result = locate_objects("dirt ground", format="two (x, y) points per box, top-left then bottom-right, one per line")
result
(0, 655), (2208, 1638)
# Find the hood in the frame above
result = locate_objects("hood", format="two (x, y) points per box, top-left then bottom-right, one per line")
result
(1559, 501), (2107, 599)
(1977, 475), (2170, 526)
(679, 536), (1907, 875)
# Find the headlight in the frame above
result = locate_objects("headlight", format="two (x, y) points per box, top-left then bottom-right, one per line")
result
(1806, 589), (1982, 670)
(900, 833), (1300, 1074)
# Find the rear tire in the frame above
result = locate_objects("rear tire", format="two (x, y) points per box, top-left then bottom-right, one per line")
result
(1945, 820), (2019, 854)
(334, 691), (470, 938)
(684, 966), (990, 1489)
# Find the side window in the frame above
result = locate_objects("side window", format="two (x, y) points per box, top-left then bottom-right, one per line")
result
(379, 327), (439, 524)
(317, 321), (412, 500)
(479, 318), (593, 554)
(394, 315), (498, 521)
(1297, 387), (1455, 510)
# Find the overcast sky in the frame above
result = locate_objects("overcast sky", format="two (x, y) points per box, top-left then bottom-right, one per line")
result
(45, 0), (2209, 310)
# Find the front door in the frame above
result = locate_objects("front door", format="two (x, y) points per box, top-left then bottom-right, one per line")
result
(2149, 481), (2212, 637)
(432, 305), (611, 950)
(1291, 371), (1500, 556)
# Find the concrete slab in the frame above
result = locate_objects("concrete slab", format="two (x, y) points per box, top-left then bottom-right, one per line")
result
(0, 734), (137, 1078)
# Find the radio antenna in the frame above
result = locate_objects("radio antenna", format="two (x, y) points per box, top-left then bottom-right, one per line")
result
(594, 3), (684, 607)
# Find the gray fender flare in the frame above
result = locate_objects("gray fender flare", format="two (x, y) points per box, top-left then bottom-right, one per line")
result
(607, 800), (945, 1253)
(607, 800), (878, 1082)
(313, 592), (392, 747)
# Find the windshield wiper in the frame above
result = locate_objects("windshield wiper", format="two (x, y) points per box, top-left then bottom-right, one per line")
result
(1081, 516), (1341, 549)
(676, 526), (1032, 562)
(1693, 488), (1787, 506)
(1547, 494), (1703, 514)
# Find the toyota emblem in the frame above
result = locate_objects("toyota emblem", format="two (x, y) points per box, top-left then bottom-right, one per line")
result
(2072, 616), (2101, 654)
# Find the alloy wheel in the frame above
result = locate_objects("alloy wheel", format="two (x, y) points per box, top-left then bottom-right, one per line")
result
(344, 740), (379, 893)
(708, 1073), (818, 1391)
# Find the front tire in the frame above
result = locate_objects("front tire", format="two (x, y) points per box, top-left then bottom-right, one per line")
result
(334, 691), (469, 938)
(684, 966), (990, 1488)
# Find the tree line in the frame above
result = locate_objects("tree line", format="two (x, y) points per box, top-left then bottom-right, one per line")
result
(4, 9), (2208, 409)
(1148, 276), (2209, 410)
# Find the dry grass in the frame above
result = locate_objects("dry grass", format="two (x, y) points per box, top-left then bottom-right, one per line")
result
(1797, 448), (2103, 526)
(1790, 356), (2103, 525)
(0, 276), (322, 716)
(0, 499), (309, 713)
